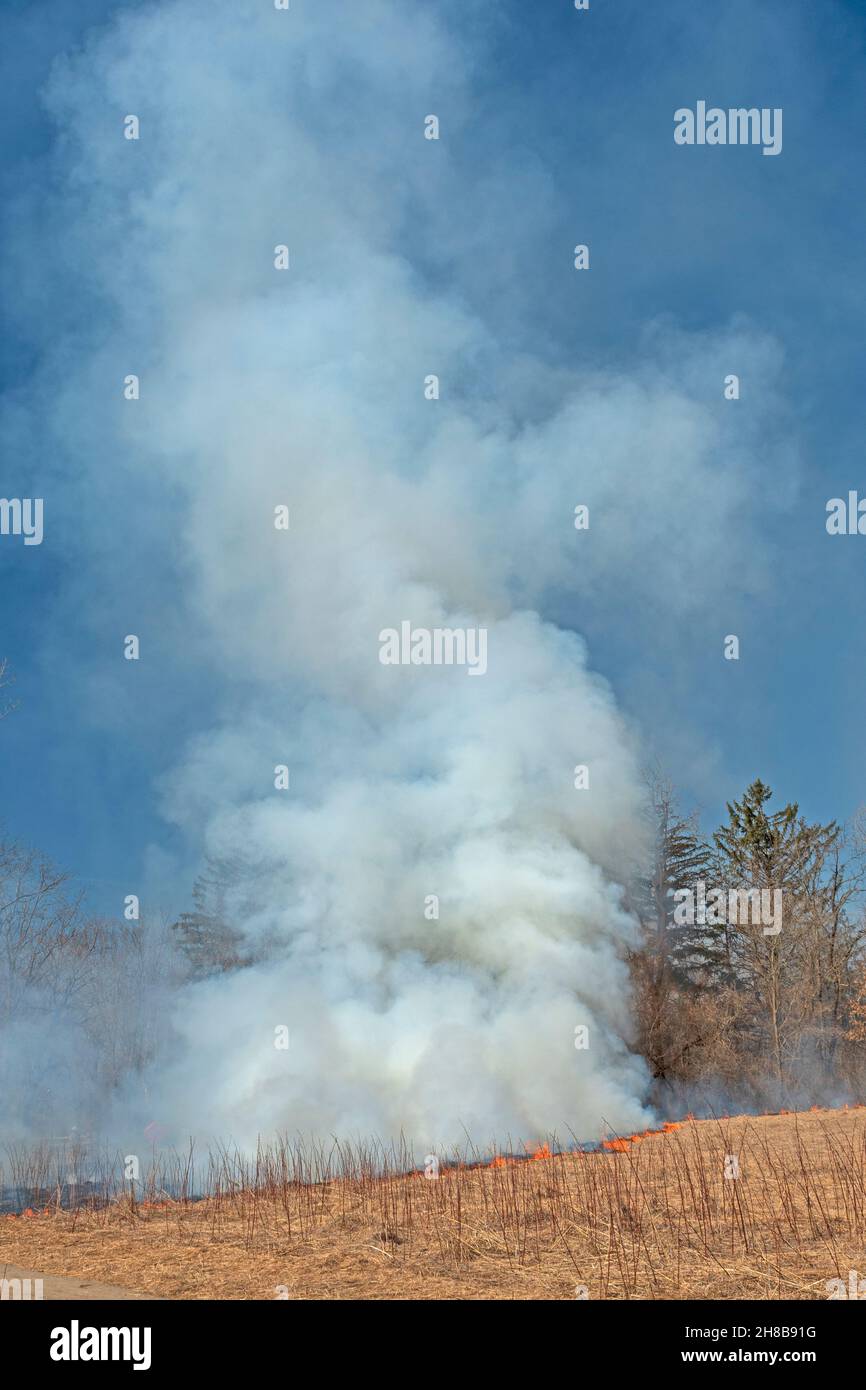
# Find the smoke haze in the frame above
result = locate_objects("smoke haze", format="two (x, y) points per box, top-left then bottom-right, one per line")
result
(1, 0), (798, 1152)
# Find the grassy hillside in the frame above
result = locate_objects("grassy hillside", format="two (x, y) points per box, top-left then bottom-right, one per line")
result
(3, 1107), (866, 1300)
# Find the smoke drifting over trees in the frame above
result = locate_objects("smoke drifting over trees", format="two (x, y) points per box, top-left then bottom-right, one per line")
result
(0, 2), (862, 1154)
(3, 666), (865, 1145)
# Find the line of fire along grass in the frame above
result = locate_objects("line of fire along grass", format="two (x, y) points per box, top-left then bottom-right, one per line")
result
(3, 1139), (639, 1211)
(5, 1107), (865, 1212)
(412, 1122), (688, 1175)
(409, 1104), (866, 1175)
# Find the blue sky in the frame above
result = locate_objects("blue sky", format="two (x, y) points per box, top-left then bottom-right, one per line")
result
(2, 0), (866, 919)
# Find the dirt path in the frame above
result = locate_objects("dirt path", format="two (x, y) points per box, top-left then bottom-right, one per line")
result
(1, 1263), (165, 1300)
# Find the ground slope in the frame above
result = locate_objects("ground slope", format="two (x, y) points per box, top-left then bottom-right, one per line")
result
(2, 1108), (864, 1300)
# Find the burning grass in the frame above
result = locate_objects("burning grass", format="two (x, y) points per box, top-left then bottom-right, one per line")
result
(2, 1108), (866, 1299)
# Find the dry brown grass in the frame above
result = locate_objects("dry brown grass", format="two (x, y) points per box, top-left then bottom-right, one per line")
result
(3, 1108), (866, 1299)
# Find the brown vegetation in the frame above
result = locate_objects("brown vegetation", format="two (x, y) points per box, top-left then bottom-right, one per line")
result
(3, 1108), (866, 1300)
(628, 774), (866, 1111)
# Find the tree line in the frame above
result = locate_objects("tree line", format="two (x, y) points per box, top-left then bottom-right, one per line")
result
(2, 649), (865, 1127)
(628, 772), (866, 1113)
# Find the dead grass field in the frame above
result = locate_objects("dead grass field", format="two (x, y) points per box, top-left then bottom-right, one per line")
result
(3, 1108), (866, 1300)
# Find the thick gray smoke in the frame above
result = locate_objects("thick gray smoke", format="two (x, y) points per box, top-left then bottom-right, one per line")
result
(5, 0), (792, 1152)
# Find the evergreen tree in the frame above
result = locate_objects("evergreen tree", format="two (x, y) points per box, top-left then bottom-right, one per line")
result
(172, 855), (251, 978)
(712, 778), (838, 1093)
(630, 774), (720, 1079)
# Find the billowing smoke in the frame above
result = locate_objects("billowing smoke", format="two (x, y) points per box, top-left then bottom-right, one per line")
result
(3, 0), (792, 1152)
(148, 608), (652, 1147)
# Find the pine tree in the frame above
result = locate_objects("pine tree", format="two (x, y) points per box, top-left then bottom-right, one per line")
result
(630, 774), (722, 1079)
(712, 778), (838, 1093)
(172, 855), (251, 978)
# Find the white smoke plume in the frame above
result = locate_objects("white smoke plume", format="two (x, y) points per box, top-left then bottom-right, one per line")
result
(6, 0), (794, 1152)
